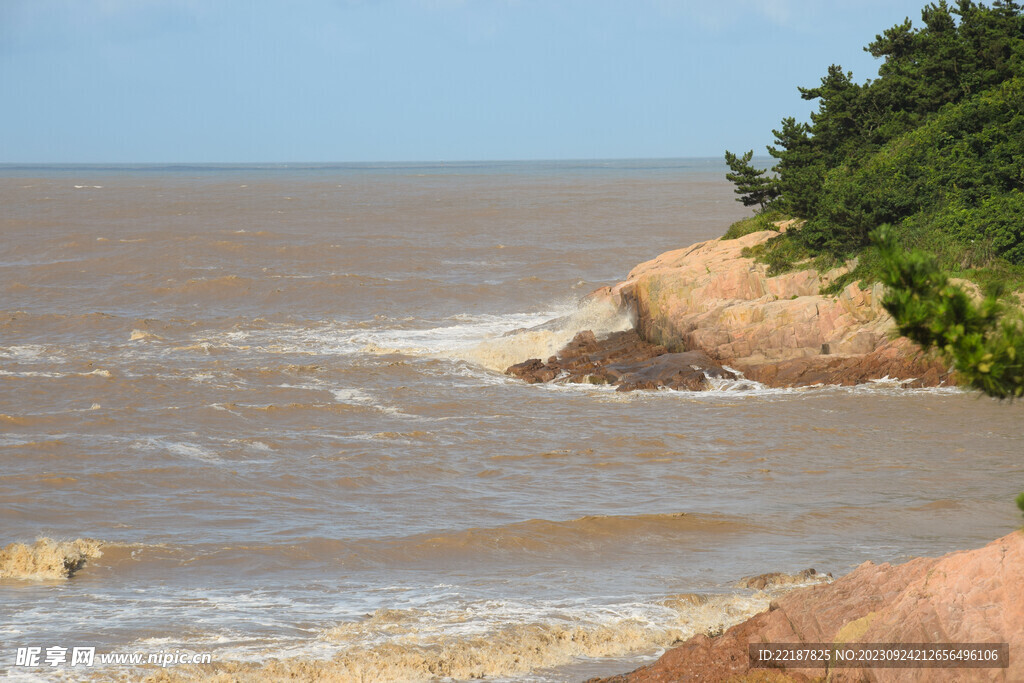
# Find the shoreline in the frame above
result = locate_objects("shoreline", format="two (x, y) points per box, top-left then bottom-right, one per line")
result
(592, 530), (1024, 682)
(504, 229), (1021, 681)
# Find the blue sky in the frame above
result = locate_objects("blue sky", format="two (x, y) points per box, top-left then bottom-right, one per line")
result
(2, 0), (936, 163)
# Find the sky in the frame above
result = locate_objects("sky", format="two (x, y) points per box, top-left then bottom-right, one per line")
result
(1, 0), (938, 163)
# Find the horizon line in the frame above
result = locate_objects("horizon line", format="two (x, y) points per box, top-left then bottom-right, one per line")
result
(0, 155), (771, 169)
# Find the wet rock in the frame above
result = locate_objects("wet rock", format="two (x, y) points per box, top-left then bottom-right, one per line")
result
(512, 229), (965, 390)
(505, 330), (734, 392)
(737, 568), (831, 591)
(558, 329), (601, 358)
(506, 358), (559, 384)
(603, 351), (735, 392)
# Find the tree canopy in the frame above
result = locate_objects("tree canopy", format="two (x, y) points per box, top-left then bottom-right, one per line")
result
(727, 1), (1024, 264)
(874, 226), (1024, 398)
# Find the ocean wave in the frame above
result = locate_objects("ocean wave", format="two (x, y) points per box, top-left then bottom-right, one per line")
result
(369, 512), (758, 561)
(155, 275), (256, 299)
(121, 512), (759, 573)
(330, 298), (633, 372)
(131, 437), (222, 463)
(142, 299), (628, 377)
(145, 593), (771, 682)
(461, 299), (634, 372)
(0, 538), (103, 581)
(524, 367), (964, 402)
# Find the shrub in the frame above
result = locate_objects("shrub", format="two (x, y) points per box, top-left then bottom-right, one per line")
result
(721, 209), (787, 240)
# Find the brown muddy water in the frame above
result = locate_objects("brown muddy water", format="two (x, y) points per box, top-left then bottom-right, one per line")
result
(1, 160), (1021, 681)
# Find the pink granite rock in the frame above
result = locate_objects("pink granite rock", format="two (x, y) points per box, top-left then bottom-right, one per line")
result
(600, 230), (954, 386)
(594, 531), (1024, 682)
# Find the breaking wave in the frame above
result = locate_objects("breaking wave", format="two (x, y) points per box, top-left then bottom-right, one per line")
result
(461, 297), (634, 371)
(0, 538), (103, 581)
(150, 593), (772, 682)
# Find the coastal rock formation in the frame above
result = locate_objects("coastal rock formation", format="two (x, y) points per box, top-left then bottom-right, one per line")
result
(506, 330), (738, 391)
(734, 337), (951, 389)
(602, 230), (884, 361)
(506, 230), (954, 389)
(594, 530), (1024, 682)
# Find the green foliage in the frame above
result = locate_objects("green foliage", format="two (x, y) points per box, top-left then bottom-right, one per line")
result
(741, 232), (814, 276)
(767, 117), (824, 217)
(738, 1), (1024, 265)
(815, 211), (1024, 296)
(801, 77), (1024, 259)
(873, 225), (1024, 399)
(1017, 490), (1024, 514)
(724, 150), (781, 212)
(721, 209), (786, 240)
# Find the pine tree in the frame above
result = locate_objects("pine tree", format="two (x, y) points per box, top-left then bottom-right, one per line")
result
(723, 150), (780, 212)
(873, 225), (1024, 517)
(873, 225), (1024, 399)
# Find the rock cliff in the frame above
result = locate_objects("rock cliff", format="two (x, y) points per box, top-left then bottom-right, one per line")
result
(604, 230), (882, 362)
(507, 230), (954, 389)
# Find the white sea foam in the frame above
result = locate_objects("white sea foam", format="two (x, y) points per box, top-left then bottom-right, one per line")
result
(328, 387), (375, 405)
(342, 298), (634, 372)
(228, 438), (274, 452)
(138, 591), (771, 681)
(132, 437), (221, 463)
(0, 345), (54, 361)
(0, 370), (66, 378)
(99, 591), (773, 678)
(182, 299), (628, 374)
(525, 364), (963, 402)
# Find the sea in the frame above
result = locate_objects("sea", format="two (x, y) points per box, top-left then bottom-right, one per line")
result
(1, 159), (1021, 681)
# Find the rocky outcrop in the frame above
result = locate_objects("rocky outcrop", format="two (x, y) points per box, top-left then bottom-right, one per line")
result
(594, 530), (1024, 682)
(508, 230), (954, 389)
(600, 231), (887, 362)
(734, 337), (951, 389)
(506, 330), (740, 391)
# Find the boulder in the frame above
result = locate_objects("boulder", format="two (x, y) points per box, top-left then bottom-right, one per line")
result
(608, 232), (892, 361)
(603, 231), (954, 387)
(506, 330), (735, 392)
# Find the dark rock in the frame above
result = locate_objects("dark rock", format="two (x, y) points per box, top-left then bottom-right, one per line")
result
(505, 330), (735, 392)
(507, 328), (954, 392)
(506, 358), (558, 384)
